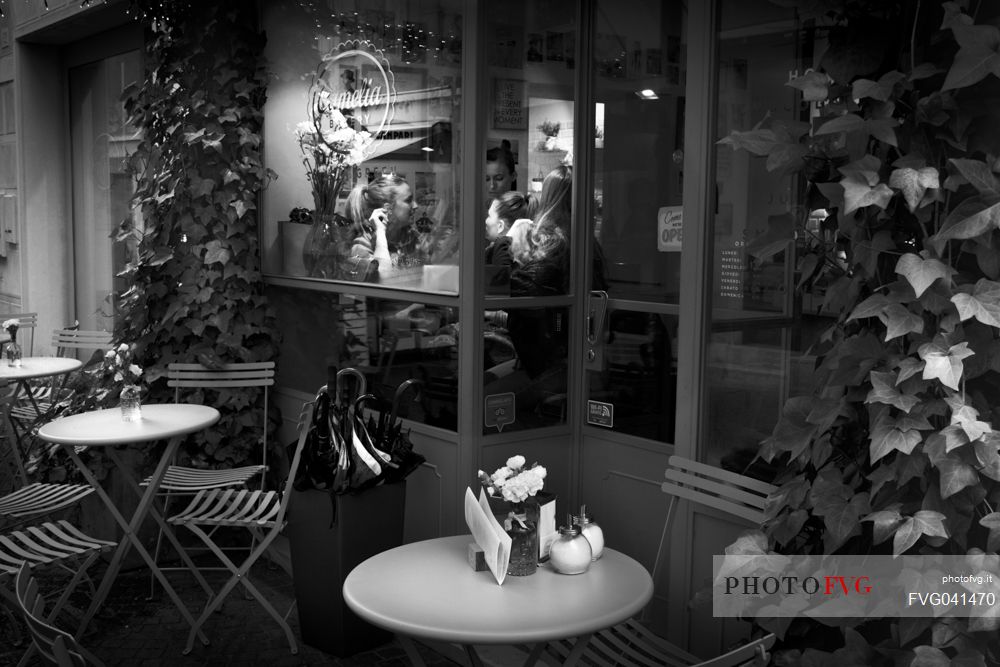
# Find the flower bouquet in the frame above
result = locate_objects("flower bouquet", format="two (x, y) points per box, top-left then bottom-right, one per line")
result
(2, 318), (21, 367)
(104, 343), (143, 421)
(478, 455), (547, 576)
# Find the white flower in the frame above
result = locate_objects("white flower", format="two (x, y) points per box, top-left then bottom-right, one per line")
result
(506, 455), (526, 470)
(117, 343), (129, 353)
(128, 364), (142, 378)
(491, 467), (512, 486)
(2, 318), (18, 331)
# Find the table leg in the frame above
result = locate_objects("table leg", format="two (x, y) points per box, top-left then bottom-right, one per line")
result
(63, 440), (208, 646)
(397, 635), (429, 667)
(0, 381), (27, 485)
(522, 642), (548, 667)
(103, 446), (214, 599)
(559, 632), (593, 667)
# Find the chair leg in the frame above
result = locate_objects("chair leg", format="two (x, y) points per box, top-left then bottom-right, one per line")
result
(180, 523), (298, 655)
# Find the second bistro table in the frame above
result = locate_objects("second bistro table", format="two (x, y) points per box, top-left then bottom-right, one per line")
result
(37, 403), (221, 642)
(343, 534), (654, 666)
(0, 356), (84, 482)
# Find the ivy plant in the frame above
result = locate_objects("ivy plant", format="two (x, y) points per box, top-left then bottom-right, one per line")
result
(719, 1), (1000, 664)
(33, 0), (280, 482)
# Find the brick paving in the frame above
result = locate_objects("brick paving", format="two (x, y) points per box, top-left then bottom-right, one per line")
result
(2, 555), (462, 667)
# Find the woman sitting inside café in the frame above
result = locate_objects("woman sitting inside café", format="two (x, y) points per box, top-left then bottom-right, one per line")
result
(347, 174), (420, 275)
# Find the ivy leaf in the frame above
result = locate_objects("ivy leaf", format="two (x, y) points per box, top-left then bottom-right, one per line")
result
(949, 158), (1000, 197)
(951, 279), (1000, 327)
(919, 340), (975, 391)
(879, 303), (925, 341)
(911, 646), (953, 667)
(937, 459), (979, 498)
(848, 293), (891, 321)
(203, 240), (232, 266)
(866, 371), (920, 412)
(909, 63), (945, 81)
(980, 512), (1000, 552)
(717, 128), (778, 155)
(786, 70), (832, 101)
(896, 254), (955, 298)
(940, 424), (971, 453)
(842, 175), (894, 214)
(942, 24), (1000, 91)
(862, 508), (904, 544)
(816, 181), (845, 212)
(893, 511), (948, 556)
(815, 113), (866, 137)
(822, 492), (870, 551)
(897, 357), (926, 383)
(932, 197), (1000, 245)
(869, 412), (923, 463)
(889, 167), (940, 212)
(766, 142), (808, 174)
(852, 71), (905, 102)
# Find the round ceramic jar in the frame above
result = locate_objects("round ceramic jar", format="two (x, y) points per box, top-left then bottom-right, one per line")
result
(549, 524), (592, 575)
(572, 508), (605, 561)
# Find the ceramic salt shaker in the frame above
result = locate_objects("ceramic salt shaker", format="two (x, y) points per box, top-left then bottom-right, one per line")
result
(573, 504), (605, 561)
(549, 515), (592, 575)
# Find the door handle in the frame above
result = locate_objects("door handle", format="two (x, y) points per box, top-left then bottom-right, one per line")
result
(584, 290), (608, 371)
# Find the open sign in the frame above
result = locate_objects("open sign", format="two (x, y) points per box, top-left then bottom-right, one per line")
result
(657, 206), (683, 252)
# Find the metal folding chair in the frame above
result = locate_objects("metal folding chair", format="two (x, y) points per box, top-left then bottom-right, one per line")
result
(546, 456), (777, 666)
(14, 560), (107, 666)
(167, 397), (315, 655)
(144, 362), (274, 593)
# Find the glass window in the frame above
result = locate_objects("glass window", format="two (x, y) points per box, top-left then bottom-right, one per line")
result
(266, 285), (458, 428)
(705, 0), (821, 469)
(69, 51), (143, 330)
(262, 1), (463, 294)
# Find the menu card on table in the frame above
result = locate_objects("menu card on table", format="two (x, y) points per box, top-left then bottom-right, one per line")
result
(464, 487), (512, 585)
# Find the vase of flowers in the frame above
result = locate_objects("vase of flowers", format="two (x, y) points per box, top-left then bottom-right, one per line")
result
(296, 103), (372, 279)
(2, 319), (21, 367)
(478, 455), (548, 576)
(105, 343), (143, 421)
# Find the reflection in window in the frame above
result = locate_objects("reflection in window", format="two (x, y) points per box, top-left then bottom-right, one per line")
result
(266, 285), (459, 430)
(483, 306), (569, 433)
(262, 1), (463, 294)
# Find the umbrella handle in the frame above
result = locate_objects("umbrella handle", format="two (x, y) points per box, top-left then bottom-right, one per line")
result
(335, 368), (367, 405)
(390, 378), (423, 424)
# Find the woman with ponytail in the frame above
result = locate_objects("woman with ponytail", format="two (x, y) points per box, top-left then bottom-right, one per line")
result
(347, 174), (418, 269)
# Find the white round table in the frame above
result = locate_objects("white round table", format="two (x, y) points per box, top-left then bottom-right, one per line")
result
(37, 403), (221, 644)
(0, 355), (83, 382)
(38, 402), (219, 445)
(343, 534), (653, 665)
(0, 356), (85, 483)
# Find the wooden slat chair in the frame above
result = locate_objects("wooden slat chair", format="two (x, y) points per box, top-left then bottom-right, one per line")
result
(167, 397), (315, 656)
(546, 456), (777, 667)
(143, 362), (274, 592)
(14, 560), (107, 667)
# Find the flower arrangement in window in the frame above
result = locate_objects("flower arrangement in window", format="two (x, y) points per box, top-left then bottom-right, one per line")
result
(295, 104), (372, 221)
(2, 318), (21, 367)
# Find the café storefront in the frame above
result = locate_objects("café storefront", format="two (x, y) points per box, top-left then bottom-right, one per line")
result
(5, 0), (828, 655)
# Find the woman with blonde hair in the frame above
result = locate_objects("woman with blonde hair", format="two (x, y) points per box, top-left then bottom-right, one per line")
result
(346, 173), (418, 268)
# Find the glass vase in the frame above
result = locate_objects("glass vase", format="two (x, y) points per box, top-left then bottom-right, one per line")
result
(505, 507), (538, 576)
(5, 339), (21, 367)
(119, 384), (142, 422)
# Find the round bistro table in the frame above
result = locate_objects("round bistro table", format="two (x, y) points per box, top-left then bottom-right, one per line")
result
(37, 404), (221, 645)
(343, 534), (654, 666)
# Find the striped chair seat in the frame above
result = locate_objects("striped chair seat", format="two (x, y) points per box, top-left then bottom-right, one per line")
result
(167, 488), (281, 528)
(142, 464), (266, 492)
(0, 520), (116, 576)
(0, 483), (94, 523)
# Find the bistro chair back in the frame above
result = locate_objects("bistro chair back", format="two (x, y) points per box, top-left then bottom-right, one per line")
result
(14, 560), (107, 666)
(167, 397), (316, 656)
(145, 361), (275, 596)
(51, 328), (112, 364)
(2, 312), (37, 356)
(547, 456), (777, 667)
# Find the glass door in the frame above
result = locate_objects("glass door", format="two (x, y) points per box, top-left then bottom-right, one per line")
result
(69, 49), (142, 330)
(583, 0), (685, 444)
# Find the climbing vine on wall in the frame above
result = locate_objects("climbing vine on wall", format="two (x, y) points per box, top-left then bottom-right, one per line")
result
(111, 0), (279, 470)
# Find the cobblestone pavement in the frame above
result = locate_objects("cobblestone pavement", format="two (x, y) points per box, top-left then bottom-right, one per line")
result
(2, 557), (462, 667)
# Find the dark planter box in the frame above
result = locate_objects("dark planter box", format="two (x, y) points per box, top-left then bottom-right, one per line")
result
(287, 481), (406, 657)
